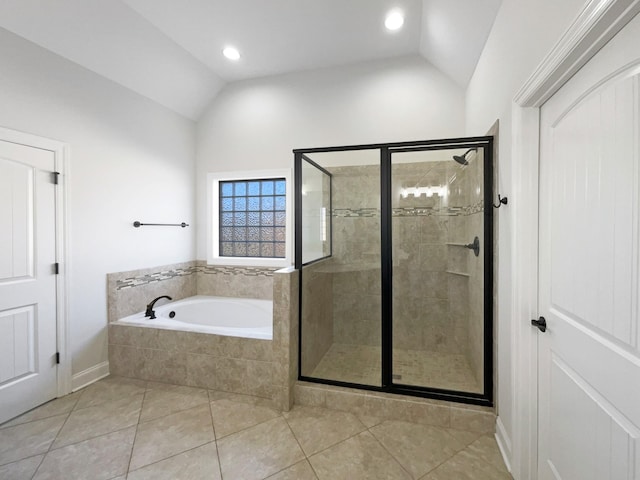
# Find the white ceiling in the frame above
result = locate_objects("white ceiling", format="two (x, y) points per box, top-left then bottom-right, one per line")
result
(0, 0), (501, 120)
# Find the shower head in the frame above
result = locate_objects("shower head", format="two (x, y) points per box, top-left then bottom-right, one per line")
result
(452, 148), (477, 166)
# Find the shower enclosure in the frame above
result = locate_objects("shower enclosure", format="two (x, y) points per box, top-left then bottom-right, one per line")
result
(295, 137), (493, 405)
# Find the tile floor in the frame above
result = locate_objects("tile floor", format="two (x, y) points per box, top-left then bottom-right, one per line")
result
(311, 344), (481, 393)
(0, 376), (510, 480)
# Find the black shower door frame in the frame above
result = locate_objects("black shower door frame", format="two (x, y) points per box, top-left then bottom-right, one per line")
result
(294, 135), (494, 407)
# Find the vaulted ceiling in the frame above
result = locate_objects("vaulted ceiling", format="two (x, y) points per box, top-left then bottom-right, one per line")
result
(0, 0), (501, 120)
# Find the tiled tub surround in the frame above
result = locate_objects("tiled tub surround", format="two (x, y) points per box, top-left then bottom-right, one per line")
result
(107, 261), (275, 323)
(107, 261), (197, 323)
(108, 263), (299, 411)
(116, 296), (273, 339)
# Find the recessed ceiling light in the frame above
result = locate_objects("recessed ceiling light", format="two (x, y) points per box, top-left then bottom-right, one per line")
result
(385, 10), (404, 31)
(223, 46), (241, 61)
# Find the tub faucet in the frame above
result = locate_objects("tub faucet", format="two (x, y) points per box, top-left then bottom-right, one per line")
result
(145, 295), (172, 319)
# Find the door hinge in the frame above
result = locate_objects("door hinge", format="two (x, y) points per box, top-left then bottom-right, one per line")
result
(52, 171), (60, 185)
(54, 262), (59, 274)
(56, 352), (60, 364)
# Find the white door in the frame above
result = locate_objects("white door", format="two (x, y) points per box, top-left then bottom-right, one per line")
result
(0, 138), (58, 424)
(537, 11), (640, 480)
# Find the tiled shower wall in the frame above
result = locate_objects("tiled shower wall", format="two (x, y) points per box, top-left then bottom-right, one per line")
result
(306, 159), (486, 384)
(392, 162), (461, 354)
(329, 165), (381, 348)
(299, 260), (333, 376)
(447, 152), (485, 386)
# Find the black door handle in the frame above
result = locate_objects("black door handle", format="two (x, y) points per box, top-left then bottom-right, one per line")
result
(531, 316), (547, 333)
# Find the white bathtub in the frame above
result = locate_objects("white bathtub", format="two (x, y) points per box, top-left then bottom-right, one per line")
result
(116, 295), (273, 340)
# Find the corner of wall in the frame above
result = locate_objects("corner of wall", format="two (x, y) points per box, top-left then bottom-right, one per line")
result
(495, 415), (513, 474)
(272, 268), (300, 411)
(71, 361), (110, 392)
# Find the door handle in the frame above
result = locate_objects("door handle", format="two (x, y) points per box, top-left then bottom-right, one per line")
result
(531, 316), (547, 333)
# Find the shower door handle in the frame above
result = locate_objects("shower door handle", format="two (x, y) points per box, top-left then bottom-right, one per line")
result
(531, 316), (547, 333)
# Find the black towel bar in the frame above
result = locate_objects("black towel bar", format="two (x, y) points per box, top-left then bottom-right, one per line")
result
(133, 221), (189, 228)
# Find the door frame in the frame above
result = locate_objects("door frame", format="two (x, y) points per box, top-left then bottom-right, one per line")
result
(509, 0), (640, 478)
(0, 126), (71, 399)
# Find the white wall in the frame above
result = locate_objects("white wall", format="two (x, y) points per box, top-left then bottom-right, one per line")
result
(0, 28), (196, 378)
(464, 0), (588, 471)
(196, 55), (465, 259)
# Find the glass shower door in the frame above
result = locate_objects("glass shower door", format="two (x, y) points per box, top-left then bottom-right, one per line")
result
(390, 146), (486, 394)
(297, 150), (382, 387)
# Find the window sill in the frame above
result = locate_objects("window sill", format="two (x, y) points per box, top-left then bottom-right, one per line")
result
(207, 256), (292, 268)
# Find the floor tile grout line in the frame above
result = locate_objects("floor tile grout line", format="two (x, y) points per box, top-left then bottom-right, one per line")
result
(0, 409), (70, 437)
(136, 391), (210, 425)
(206, 392), (224, 480)
(44, 408), (74, 454)
(366, 418), (490, 479)
(280, 412), (310, 458)
(0, 392), (82, 431)
(0, 452), (45, 469)
(26, 423), (136, 480)
(30, 454), (46, 480)
(457, 438), (513, 477)
(297, 422), (369, 460)
(70, 387), (87, 412)
(262, 459), (319, 480)
(124, 386), (145, 476)
(365, 425), (415, 479)
(211, 404), (284, 441)
(419, 448), (474, 479)
(71, 377), (147, 411)
(46, 393), (145, 453)
(273, 415), (321, 479)
(48, 423), (140, 455)
(126, 440), (219, 477)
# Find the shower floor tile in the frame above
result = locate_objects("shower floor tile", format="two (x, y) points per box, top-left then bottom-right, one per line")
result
(0, 375), (510, 479)
(310, 343), (481, 393)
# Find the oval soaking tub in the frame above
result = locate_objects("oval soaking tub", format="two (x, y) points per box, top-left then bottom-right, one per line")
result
(116, 295), (272, 340)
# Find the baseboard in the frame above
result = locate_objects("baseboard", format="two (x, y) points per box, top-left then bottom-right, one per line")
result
(71, 361), (110, 392)
(495, 416), (513, 474)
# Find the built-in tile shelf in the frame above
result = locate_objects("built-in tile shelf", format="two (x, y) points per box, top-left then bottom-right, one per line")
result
(446, 270), (470, 277)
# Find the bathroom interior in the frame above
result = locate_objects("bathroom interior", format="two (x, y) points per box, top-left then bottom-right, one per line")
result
(104, 137), (494, 410)
(4, 0), (637, 478)
(0, 0), (543, 478)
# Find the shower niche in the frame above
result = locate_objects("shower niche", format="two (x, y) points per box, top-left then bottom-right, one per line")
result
(295, 137), (494, 406)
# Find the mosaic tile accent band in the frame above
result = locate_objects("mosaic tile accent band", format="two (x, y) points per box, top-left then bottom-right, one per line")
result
(333, 200), (484, 218)
(116, 265), (278, 290)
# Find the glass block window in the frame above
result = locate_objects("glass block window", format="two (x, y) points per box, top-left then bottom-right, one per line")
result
(219, 178), (287, 258)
